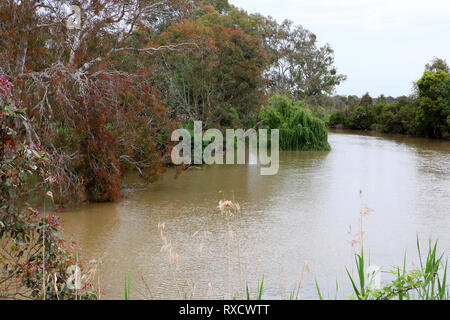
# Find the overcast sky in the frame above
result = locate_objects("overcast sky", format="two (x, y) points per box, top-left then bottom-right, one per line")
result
(229, 0), (450, 97)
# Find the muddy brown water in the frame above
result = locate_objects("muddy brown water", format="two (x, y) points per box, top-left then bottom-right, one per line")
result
(57, 130), (450, 299)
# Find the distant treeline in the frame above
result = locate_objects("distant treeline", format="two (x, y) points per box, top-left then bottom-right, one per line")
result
(307, 58), (450, 139)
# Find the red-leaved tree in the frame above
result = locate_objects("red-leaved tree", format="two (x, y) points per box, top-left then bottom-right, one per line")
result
(0, 0), (193, 202)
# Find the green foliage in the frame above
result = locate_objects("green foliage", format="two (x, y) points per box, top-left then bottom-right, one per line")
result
(153, 20), (269, 127)
(341, 238), (448, 300)
(309, 105), (330, 123)
(268, 21), (346, 98)
(324, 59), (449, 139)
(245, 275), (264, 300)
(415, 70), (450, 138)
(326, 97), (419, 135)
(257, 275), (264, 300)
(360, 92), (373, 107)
(327, 110), (345, 128)
(345, 249), (367, 299)
(425, 57), (450, 74)
(196, 5), (285, 64)
(260, 95), (331, 151)
(345, 106), (375, 131)
(202, 0), (232, 14)
(378, 100), (417, 134)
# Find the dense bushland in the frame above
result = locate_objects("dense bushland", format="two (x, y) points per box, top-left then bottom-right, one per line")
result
(0, 0), (343, 204)
(151, 19), (269, 128)
(0, 1), (186, 204)
(323, 58), (450, 138)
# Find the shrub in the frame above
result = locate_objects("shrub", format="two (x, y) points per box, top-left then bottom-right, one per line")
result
(328, 110), (345, 128)
(345, 106), (375, 131)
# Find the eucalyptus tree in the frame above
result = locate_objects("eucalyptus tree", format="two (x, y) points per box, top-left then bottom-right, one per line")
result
(268, 20), (346, 99)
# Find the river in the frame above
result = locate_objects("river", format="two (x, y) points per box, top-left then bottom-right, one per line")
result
(57, 130), (450, 299)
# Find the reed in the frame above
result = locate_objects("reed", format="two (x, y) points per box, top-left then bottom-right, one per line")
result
(124, 272), (130, 300)
(245, 276), (264, 300)
(336, 237), (449, 300)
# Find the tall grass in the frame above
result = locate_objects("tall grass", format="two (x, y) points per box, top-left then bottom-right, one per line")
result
(260, 94), (331, 151)
(317, 194), (448, 300)
(331, 237), (449, 300)
(245, 276), (264, 300)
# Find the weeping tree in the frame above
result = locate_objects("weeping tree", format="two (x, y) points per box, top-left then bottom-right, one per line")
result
(260, 94), (331, 151)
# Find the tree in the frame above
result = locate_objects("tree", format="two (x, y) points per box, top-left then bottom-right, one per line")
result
(345, 106), (375, 131)
(415, 70), (450, 138)
(376, 94), (387, 105)
(196, 5), (280, 63)
(200, 0), (231, 14)
(361, 92), (373, 107)
(347, 95), (361, 108)
(425, 57), (449, 74)
(259, 94), (330, 151)
(196, 9), (345, 100)
(268, 20), (346, 99)
(0, 0), (189, 202)
(152, 20), (269, 127)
